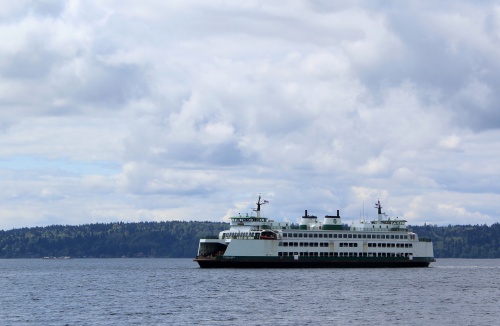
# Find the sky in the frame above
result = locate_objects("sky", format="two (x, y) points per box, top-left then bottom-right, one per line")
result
(1, 0), (500, 230)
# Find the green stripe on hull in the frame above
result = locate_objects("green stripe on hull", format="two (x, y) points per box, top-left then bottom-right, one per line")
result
(194, 256), (435, 268)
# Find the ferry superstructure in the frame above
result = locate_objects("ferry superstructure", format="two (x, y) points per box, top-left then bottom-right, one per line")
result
(194, 196), (435, 268)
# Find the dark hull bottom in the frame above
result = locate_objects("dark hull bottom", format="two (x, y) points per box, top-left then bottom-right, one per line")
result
(194, 259), (433, 268)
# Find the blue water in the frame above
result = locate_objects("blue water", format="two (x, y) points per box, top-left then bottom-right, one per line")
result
(1, 259), (498, 325)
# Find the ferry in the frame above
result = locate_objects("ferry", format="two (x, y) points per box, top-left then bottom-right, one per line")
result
(194, 196), (435, 268)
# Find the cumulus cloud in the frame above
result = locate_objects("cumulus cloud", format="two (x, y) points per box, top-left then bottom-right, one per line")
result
(1, 0), (499, 230)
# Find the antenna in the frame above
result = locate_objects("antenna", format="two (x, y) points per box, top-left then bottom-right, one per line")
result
(253, 194), (269, 218)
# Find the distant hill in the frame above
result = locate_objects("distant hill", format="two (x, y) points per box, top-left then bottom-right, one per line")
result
(409, 224), (500, 258)
(1, 221), (499, 258)
(0, 221), (228, 258)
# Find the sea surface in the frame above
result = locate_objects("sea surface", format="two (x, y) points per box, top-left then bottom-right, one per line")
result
(0, 258), (498, 326)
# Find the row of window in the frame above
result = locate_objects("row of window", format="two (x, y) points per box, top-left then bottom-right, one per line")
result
(279, 242), (412, 248)
(283, 232), (412, 240)
(280, 242), (329, 247)
(278, 252), (413, 257)
(339, 243), (358, 247)
(368, 243), (413, 248)
(222, 232), (258, 239)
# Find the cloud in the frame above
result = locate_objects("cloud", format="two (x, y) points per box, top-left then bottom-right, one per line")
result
(0, 1), (499, 230)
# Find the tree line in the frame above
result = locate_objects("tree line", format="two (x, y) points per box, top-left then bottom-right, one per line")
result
(0, 221), (499, 258)
(409, 223), (500, 258)
(0, 221), (227, 258)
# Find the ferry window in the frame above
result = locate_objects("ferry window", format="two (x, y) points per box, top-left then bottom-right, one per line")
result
(333, 234), (338, 238)
(367, 234), (371, 239)
(298, 233), (302, 238)
(315, 243), (319, 247)
(343, 234), (347, 238)
(381, 235), (385, 239)
(362, 234), (366, 239)
(376, 234), (381, 239)
(303, 242), (309, 247)
(391, 243), (395, 247)
(348, 234), (352, 238)
(354, 243), (358, 247)
(278, 252), (282, 256)
(309, 234), (313, 238)
(293, 233), (298, 237)
(279, 242), (283, 247)
(283, 242), (288, 247)
(309, 242), (314, 247)
(334, 253), (338, 257)
(299, 242), (303, 247)
(349, 243), (353, 247)
(409, 244), (413, 248)
(382, 243), (386, 247)
(314, 234), (318, 238)
(328, 234), (332, 238)
(391, 235), (395, 239)
(283, 252), (288, 256)
(377, 243), (381, 247)
(319, 234), (323, 238)
(294, 242), (298, 247)
(404, 235), (408, 239)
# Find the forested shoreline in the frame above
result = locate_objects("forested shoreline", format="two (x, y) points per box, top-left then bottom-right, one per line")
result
(0, 221), (499, 258)
(0, 221), (228, 259)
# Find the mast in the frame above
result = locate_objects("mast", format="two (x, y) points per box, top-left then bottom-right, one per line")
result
(375, 200), (383, 222)
(254, 194), (268, 218)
